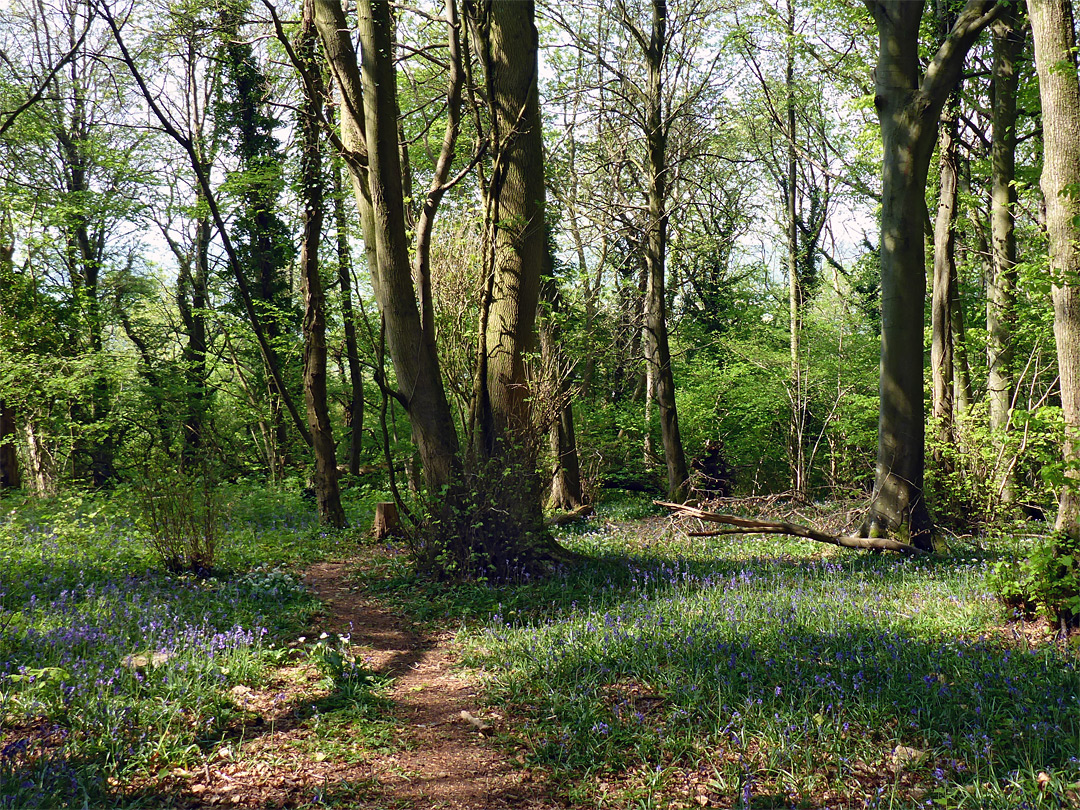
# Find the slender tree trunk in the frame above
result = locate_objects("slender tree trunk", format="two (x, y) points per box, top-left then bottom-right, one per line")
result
(23, 419), (50, 495)
(0, 224), (18, 491)
(1030, 0), (1080, 539)
(951, 258), (973, 414)
(989, 4), (1024, 503)
(932, 90), (959, 459)
(862, 0), (998, 548)
(0, 400), (18, 490)
(332, 156), (364, 476)
(785, 0), (806, 497)
(297, 0), (346, 527)
(641, 0), (689, 502)
(539, 271), (583, 510)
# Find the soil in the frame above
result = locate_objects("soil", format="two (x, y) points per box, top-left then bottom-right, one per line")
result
(162, 558), (562, 809)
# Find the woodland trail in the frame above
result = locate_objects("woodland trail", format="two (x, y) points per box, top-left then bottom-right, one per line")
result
(162, 559), (560, 809)
(300, 561), (558, 810)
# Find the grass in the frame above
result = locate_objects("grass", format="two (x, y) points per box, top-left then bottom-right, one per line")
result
(3, 486), (1079, 808)
(372, 495), (1080, 808)
(0, 483), (382, 808)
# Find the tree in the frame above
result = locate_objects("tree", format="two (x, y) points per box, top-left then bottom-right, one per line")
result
(217, 0), (297, 476)
(988, 2), (1026, 504)
(0, 217), (18, 490)
(294, 0), (345, 526)
(468, 0), (551, 532)
(315, 0), (462, 496)
(862, 0), (1000, 547)
(1029, 0), (1080, 538)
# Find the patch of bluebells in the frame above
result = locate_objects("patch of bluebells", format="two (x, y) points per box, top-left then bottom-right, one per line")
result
(0, 513), (313, 805)
(473, 538), (1080, 802)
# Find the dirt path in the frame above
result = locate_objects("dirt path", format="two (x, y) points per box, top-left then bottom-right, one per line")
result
(301, 561), (555, 810)
(163, 559), (560, 809)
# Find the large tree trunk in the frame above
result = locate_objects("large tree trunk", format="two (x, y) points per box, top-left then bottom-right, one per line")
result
(988, 4), (1024, 504)
(316, 0), (461, 492)
(297, 0), (346, 528)
(863, 0), (999, 548)
(1030, 0), (1080, 539)
(470, 0), (549, 536)
(640, 0), (689, 502)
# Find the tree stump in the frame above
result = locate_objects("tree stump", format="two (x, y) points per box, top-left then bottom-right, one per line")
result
(372, 501), (402, 539)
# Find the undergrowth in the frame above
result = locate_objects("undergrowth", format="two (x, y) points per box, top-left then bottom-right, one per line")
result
(0, 484), (370, 808)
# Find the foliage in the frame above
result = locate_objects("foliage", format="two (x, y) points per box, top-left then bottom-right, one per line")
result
(133, 467), (223, 574)
(991, 532), (1080, 626)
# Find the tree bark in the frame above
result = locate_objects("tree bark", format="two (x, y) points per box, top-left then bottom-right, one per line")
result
(639, 0), (689, 502)
(0, 224), (18, 491)
(988, 3), (1024, 503)
(539, 269), (583, 510)
(0, 400), (18, 490)
(1030, 0), (1080, 539)
(862, 0), (999, 548)
(297, 0), (346, 528)
(931, 89), (959, 458)
(785, 0), (807, 497)
(470, 0), (549, 533)
(332, 158), (364, 477)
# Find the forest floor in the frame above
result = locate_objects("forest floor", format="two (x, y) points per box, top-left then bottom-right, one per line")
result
(5, 492), (1080, 809)
(157, 555), (558, 810)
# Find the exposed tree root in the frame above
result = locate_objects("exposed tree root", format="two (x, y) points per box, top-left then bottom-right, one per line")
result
(545, 504), (595, 527)
(656, 501), (927, 555)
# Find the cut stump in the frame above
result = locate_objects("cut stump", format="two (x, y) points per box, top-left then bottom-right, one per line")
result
(372, 501), (403, 540)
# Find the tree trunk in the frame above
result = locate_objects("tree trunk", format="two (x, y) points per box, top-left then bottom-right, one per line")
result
(785, 0), (806, 497)
(470, 0), (548, 534)
(951, 255), (973, 414)
(931, 90), (959, 458)
(641, 0), (689, 502)
(862, 0), (998, 548)
(0, 400), (18, 490)
(988, 4), (1024, 503)
(297, 0), (346, 528)
(0, 224), (18, 491)
(332, 159), (365, 477)
(316, 0), (461, 492)
(539, 270), (583, 510)
(1030, 0), (1080, 539)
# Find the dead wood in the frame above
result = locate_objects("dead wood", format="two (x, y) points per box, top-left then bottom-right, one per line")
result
(656, 501), (927, 555)
(372, 501), (404, 540)
(545, 504), (595, 527)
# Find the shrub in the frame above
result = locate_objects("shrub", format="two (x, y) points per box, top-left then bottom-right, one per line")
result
(135, 468), (223, 575)
(991, 532), (1080, 626)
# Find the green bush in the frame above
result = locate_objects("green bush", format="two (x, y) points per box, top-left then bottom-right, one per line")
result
(991, 533), (1080, 625)
(134, 468), (223, 574)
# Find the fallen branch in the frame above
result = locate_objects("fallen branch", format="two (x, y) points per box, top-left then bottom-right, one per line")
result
(656, 502), (927, 555)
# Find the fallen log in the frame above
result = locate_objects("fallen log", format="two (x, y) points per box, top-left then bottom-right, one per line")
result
(655, 501), (926, 555)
